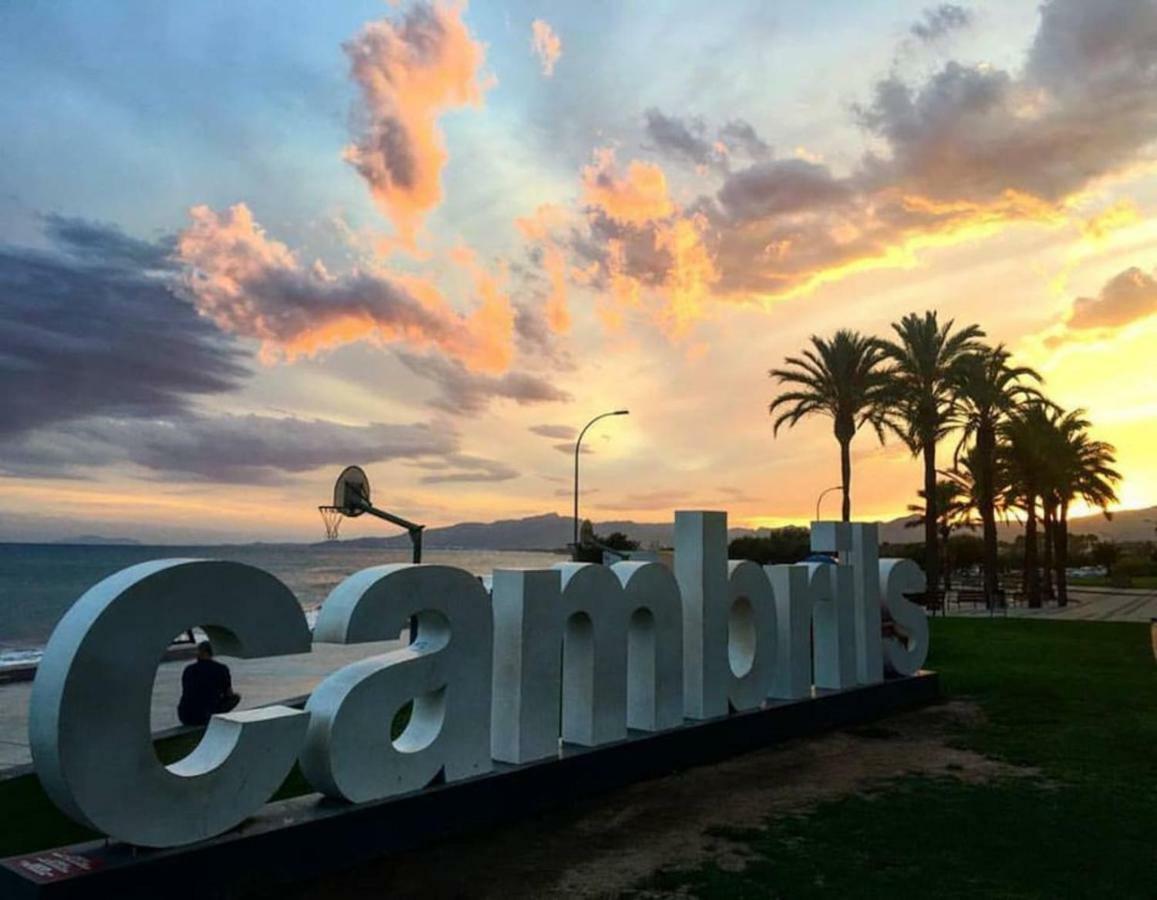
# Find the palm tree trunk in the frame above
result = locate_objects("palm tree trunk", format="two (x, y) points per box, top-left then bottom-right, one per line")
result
(1042, 503), (1055, 603)
(941, 524), (952, 593)
(840, 437), (852, 523)
(1055, 506), (1069, 607)
(977, 425), (999, 607)
(922, 440), (940, 599)
(1024, 496), (1040, 608)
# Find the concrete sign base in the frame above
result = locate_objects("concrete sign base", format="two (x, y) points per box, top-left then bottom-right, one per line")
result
(1, 671), (938, 899)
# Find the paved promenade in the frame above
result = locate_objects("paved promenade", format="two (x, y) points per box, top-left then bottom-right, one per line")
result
(0, 639), (399, 776)
(947, 587), (1157, 622)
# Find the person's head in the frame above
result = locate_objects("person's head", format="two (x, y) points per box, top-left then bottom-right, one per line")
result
(196, 640), (213, 661)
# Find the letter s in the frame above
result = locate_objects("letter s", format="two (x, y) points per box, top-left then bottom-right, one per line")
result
(879, 558), (930, 676)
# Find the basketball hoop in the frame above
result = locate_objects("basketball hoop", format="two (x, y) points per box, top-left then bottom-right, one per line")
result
(318, 505), (345, 541)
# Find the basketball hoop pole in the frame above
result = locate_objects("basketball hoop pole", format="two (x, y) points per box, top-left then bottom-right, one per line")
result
(348, 499), (424, 564)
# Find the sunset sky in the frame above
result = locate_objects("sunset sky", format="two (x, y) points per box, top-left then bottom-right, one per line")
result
(2, 0), (1156, 543)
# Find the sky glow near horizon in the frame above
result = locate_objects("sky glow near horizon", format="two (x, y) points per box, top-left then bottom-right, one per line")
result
(1, 0), (1156, 543)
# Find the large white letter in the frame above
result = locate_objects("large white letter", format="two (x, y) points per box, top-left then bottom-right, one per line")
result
(850, 523), (884, 684)
(613, 560), (684, 732)
(490, 565), (634, 763)
(674, 511), (729, 719)
(879, 558), (930, 676)
(765, 564), (812, 700)
(807, 563), (858, 690)
(300, 564), (492, 803)
(29, 560), (311, 847)
(725, 560), (777, 710)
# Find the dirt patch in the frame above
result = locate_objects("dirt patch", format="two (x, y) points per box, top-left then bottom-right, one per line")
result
(271, 700), (1033, 900)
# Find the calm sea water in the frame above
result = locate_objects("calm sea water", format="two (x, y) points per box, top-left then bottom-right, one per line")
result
(0, 544), (569, 664)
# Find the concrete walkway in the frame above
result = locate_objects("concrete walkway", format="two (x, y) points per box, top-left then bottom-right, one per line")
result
(0, 640), (399, 776)
(945, 587), (1157, 622)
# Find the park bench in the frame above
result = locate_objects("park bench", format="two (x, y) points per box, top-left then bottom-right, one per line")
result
(955, 588), (987, 607)
(905, 590), (945, 615)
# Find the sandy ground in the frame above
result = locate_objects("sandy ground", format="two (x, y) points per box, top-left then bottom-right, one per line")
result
(266, 700), (1033, 900)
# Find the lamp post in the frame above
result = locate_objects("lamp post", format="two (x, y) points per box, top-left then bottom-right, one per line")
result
(573, 409), (630, 559)
(815, 484), (843, 522)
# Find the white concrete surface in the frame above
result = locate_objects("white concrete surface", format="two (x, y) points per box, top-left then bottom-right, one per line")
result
(0, 639), (399, 777)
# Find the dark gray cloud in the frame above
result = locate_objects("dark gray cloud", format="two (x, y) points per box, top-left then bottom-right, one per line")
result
(718, 119), (771, 162)
(511, 295), (574, 369)
(643, 108), (715, 167)
(858, 0), (1157, 206)
(529, 424), (576, 440)
(698, 0), (1157, 297)
(43, 214), (175, 269)
(643, 109), (770, 171)
(911, 4), (973, 42)
(1067, 265), (1157, 331)
(418, 453), (519, 484)
(554, 442), (591, 455)
(0, 217), (247, 440)
(716, 158), (849, 222)
(0, 413), (458, 482)
(397, 352), (571, 415)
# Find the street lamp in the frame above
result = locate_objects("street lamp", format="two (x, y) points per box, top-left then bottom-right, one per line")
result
(573, 409), (630, 558)
(815, 484), (843, 522)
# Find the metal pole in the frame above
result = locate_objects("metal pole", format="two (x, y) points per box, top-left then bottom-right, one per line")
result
(815, 484), (843, 522)
(573, 409), (630, 559)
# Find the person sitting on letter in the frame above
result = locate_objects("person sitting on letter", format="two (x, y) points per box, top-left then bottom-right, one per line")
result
(177, 641), (241, 726)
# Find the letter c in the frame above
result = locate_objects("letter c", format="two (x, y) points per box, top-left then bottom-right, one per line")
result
(29, 560), (312, 847)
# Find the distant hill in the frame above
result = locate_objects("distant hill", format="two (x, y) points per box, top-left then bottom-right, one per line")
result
(51, 534), (142, 546)
(323, 512), (760, 551)
(322, 505), (1157, 552)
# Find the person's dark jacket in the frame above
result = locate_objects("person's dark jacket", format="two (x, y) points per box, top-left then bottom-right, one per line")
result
(177, 658), (236, 726)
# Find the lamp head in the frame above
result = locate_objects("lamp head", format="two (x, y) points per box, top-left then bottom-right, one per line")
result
(614, 409), (630, 416)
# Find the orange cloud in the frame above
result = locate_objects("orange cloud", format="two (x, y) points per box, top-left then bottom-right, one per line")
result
(446, 244), (516, 371)
(176, 204), (513, 372)
(653, 213), (719, 336)
(343, 2), (490, 247)
(582, 148), (675, 226)
(530, 19), (562, 77)
(515, 204), (571, 334)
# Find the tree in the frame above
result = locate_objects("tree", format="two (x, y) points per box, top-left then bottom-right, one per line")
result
(1000, 403), (1052, 606)
(769, 329), (892, 522)
(905, 479), (974, 592)
(1045, 409), (1120, 604)
(599, 531), (640, 551)
(952, 345), (1042, 606)
(728, 527), (811, 565)
(1091, 539), (1121, 576)
(882, 311), (985, 595)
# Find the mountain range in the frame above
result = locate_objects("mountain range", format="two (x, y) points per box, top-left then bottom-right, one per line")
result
(324, 506), (1157, 551)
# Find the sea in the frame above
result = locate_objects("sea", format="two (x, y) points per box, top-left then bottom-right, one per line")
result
(0, 544), (569, 669)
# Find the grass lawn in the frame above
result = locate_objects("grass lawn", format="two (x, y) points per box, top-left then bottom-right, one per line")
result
(1069, 574), (1157, 590)
(633, 618), (1157, 898)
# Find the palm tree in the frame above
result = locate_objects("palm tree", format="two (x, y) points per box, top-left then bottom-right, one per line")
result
(1046, 409), (1120, 605)
(905, 478), (974, 592)
(952, 346), (1042, 606)
(769, 329), (891, 522)
(1000, 402), (1057, 607)
(882, 311), (985, 594)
